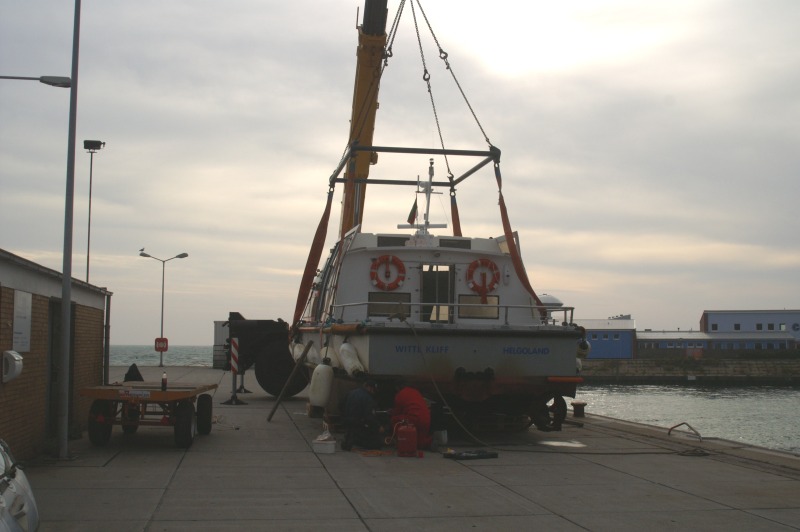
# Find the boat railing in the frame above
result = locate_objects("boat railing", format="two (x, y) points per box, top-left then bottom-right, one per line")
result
(328, 300), (576, 327)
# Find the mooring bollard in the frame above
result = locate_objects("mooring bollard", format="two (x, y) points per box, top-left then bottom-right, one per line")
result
(571, 401), (587, 417)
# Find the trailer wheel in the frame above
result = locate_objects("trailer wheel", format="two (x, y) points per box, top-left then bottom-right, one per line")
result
(88, 399), (114, 446)
(122, 405), (140, 434)
(174, 400), (196, 448)
(196, 394), (213, 435)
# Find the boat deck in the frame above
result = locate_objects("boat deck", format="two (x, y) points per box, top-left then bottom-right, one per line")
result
(25, 366), (800, 531)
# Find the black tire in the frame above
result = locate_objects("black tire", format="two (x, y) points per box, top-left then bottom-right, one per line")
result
(174, 400), (196, 448)
(88, 400), (114, 446)
(531, 394), (567, 431)
(196, 394), (213, 435)
(122, 405), (140, 434)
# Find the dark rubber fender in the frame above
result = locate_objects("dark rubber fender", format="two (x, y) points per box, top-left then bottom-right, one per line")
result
(253, 337), (308, 397)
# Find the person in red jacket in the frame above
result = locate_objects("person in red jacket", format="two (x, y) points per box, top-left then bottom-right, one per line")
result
(390, 385), (432, 449)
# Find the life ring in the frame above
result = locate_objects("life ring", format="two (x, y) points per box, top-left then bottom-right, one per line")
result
(370, 255), (406, 291)
(466, 258), (500, 302)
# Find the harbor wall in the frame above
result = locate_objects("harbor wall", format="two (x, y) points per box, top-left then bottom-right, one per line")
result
(581, 357), (800, 384)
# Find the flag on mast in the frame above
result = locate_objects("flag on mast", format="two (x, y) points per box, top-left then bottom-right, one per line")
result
(407, 197), (418, 224)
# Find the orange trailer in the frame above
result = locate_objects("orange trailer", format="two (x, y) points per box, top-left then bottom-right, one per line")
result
(80, 382), (217, 448)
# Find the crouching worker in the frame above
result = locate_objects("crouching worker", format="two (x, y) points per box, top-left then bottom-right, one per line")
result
(390, 384), (432, 449)
(341, 380), (383, 451)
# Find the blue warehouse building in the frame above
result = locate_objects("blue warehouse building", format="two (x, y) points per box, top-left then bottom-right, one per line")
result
(700, 309), (800, 345)
(576, 310), (798, 359)
(575, 316), (636, 359)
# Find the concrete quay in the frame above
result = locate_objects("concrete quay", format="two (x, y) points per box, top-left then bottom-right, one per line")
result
(24, 366), (800, 531)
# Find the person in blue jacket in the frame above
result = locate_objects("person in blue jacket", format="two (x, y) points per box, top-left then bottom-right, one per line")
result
(341, 380), (383, 450)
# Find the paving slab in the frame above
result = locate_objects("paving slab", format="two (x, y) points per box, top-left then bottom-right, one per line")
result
(565, 508), (799, 532)
(22, 366), (800, 531)
(364, 514), (585, 531)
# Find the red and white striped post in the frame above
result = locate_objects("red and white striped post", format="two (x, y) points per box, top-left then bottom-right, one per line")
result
(230, 337), (239, 376)
(223, 337), (246, 405)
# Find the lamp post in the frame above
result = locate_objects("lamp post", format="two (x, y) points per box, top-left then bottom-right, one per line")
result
(139, 251), (189, 367)
(1, 1), (81, 463)
(83, 140), (105, 282)
(58, 0), (82, 461)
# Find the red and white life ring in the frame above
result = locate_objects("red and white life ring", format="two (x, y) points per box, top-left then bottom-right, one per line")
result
(370, 255), (406, 291)
(466, 258), (500, 302)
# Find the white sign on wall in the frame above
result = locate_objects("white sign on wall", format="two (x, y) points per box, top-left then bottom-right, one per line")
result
(13, 290), (32, 353)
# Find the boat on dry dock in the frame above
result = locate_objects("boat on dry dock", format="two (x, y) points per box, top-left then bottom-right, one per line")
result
(229, 0), (590, 431)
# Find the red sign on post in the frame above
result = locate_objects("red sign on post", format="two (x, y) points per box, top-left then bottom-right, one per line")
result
(155, 337), (169, 353)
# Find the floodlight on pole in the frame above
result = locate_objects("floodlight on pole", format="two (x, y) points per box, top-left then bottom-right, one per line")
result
(84, 140), (105, 282)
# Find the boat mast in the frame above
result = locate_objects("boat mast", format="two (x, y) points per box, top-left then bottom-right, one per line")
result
(398, 158), (447, 236)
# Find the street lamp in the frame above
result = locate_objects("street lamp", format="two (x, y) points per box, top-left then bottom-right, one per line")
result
(84, 140), (105, 282)
(0, 75), (72, 87)
(2, 65), (75, 461)
(139, 250), (189, 367)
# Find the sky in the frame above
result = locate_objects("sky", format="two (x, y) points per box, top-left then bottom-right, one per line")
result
(2, 0), (799, 345)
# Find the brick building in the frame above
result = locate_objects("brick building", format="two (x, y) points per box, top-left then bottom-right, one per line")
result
(1, 249), (111, 460)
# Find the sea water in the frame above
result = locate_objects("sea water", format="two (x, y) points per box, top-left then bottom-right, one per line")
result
(110, 345), (799, 454)
(111, 345), (212, 368)
(576, 384), (800, 455)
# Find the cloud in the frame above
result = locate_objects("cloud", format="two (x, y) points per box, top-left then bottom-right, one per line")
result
(2, 0), (798, 343)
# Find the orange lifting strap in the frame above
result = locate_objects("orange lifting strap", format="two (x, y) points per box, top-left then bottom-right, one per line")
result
(292, 189), (334, 329)
(493, 162), (545, 319)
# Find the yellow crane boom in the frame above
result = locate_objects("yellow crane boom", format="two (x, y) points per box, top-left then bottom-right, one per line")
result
(339, 0), (388, 239)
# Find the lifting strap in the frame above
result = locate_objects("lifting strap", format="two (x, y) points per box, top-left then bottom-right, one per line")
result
(292, 188), (334, 330)
(449, 187), (462, 237)
(494, 162), (546, 319)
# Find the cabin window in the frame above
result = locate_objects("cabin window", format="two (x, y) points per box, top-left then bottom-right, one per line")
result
(368, 292), (411, 318)
(496, 232), (521, 255)
(377, 236), (410, 247)
(457, 294), (500, 319)
(421, 264), (454, 323)
(439, 239), (471, 250)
